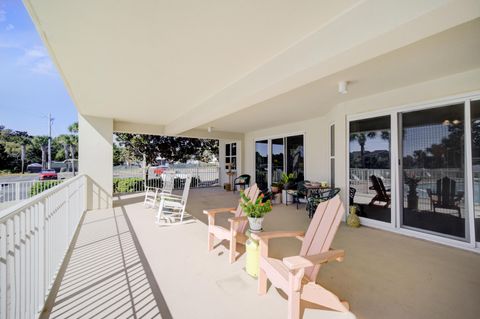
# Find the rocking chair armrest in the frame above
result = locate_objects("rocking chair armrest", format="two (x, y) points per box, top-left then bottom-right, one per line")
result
(228, 216), (248, 224)
(282, 249), (345, 270)
(160, 194), (183, 201)
(251, 231), (305, 241)
(203, 207), (237, 216)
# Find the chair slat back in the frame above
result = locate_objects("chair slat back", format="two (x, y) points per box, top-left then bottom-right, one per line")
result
(300, 195), (344, 281)
(438, 177), (455, 206)
(235, 183), (260, 233)
(162, 173), (175, 193)
(181, 175), (192, 203)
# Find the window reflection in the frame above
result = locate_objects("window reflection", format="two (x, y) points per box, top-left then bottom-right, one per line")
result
(349, 116), (391, 223)
(401, 104), (466, 239)
(271, 138), (284, 183)
(286, 135), (304, 181)
(255, 140), (269, 190)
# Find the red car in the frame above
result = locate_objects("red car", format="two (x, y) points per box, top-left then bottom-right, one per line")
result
(39, 169), (58, 180)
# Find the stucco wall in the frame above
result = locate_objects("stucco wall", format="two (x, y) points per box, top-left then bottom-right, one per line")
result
(79, 114), (113, 209)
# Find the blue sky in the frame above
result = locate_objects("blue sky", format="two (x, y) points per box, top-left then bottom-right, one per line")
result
(0, 0), (77, 137)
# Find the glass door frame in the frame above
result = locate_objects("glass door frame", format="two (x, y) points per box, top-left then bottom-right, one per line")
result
(254, 132), (306, 189)
(346, 91), (480, 251)
(347, 110), (397, 230)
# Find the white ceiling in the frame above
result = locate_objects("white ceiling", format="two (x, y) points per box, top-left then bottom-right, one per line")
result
(25, 0), (480, 135)
(26, 0), (358, 123)
(202, 18), (480, 132)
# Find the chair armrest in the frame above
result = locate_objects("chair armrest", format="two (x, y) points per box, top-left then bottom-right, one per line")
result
(228, 216), (247, 224)
(251, 231), (305, 241)
(161, 194), (183, 201)
(203, 207), (237, 216)
(283, 249), (345, 270)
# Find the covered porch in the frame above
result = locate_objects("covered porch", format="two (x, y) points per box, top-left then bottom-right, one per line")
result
(6, 1), (480, 318)
(41, 188), (480, 319)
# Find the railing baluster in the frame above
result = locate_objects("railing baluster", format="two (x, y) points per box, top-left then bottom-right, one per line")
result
(38, 198), (45, 313)
(0, 222), (7, 319)
(7, 218), (15, 318)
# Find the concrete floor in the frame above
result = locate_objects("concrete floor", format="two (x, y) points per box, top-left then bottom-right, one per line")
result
(45, 188), (480, 319)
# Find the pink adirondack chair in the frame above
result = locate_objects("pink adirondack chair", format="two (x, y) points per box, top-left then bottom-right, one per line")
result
(252, 195), (349, 319)
(203, 183), (260, 263)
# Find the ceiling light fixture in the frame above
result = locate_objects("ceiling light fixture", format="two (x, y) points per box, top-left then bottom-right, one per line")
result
(338, 81), (348, 94)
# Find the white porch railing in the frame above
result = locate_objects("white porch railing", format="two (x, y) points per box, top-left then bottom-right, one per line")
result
(0, 180), (65, 205)
(113, 163), (220, 194)
(0, 174), (86, 319)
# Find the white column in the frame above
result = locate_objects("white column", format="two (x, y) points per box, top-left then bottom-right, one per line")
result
(78, 114), (113, 210)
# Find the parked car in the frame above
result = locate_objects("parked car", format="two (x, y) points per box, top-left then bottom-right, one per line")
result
(39, 169), (58, 180)
(26, 163), (43, 173)
(152, 164), (169, 176)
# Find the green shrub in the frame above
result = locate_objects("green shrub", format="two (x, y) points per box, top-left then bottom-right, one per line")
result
(113, 177), (144, 193)
(146, 178), (164, 188)
(30, 180), (63, 196)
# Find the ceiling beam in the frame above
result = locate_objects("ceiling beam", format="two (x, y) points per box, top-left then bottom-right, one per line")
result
(114, 121), (243, 140)
(164, 0), (480, 135)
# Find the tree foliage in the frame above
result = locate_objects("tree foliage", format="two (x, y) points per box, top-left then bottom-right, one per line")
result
(0, 123), (78, 173)
(114, 133), (218, 165)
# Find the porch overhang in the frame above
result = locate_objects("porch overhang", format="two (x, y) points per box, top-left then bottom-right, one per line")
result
(24, 0), (480, 135)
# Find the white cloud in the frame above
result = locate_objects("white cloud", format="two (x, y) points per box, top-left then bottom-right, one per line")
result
(18, 46), (55, 75)
(0, 9), (6, 22)
(5, 24), (14, 31)
(31, 60), (54, 75)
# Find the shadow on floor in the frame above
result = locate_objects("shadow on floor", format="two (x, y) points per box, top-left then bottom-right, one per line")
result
(42, 204), (172, 319)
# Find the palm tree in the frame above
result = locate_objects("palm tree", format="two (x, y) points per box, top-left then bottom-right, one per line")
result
(55, 135), (70, 160)
(68, 122), (78, 134)
(32, 136), (50, 169)
(350, 131), (377, 167)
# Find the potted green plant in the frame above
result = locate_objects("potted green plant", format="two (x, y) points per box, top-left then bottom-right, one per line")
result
(281, 172), (296, 190)
(280, 172), (296, 204)
(271, 182), (282, 193)
(240, 191), (272, 232)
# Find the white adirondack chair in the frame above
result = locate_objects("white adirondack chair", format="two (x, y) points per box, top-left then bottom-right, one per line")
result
(156, 175), (192, 225)
(144, 172), (175, 208)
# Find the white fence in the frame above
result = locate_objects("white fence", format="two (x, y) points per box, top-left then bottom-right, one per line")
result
(113, 163), (220, 194)
(0, 174), (86, 319)
(0, 180), (65, 205)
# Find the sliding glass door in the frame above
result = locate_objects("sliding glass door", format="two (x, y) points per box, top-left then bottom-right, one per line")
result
(271, 138), (284, 184)
(286, 135), (304, 180)
(349, 116), (391, 223)
(255, 140), (269, 190)
(400, 104), (466, 239)
(471, 100), (480, 242)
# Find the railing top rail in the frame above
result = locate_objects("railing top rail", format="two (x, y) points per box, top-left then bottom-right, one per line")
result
(0, 173), (86, 221)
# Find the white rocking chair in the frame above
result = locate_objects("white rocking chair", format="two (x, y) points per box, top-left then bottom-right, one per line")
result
(144, 172), (175, 208)
(156, 175), (192, 225)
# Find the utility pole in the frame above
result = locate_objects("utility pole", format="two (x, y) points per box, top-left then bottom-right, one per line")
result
(47, 113), (54, 169)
